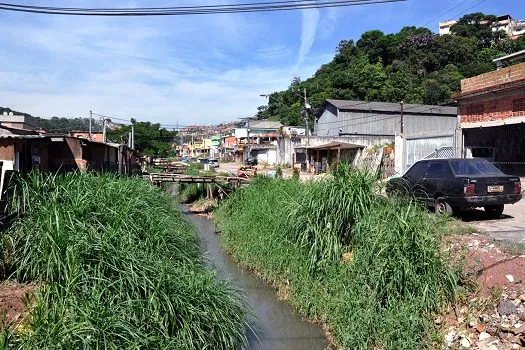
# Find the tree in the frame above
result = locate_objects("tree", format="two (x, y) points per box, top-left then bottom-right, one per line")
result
(451, 13), (505, 48)
(106, 119), (178, 157)
(257, 12), (507, 125)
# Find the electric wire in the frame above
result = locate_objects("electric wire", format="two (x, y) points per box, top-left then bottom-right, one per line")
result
(0, 0), (406, 16)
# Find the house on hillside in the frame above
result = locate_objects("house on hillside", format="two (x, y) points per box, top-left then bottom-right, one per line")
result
(454, 50), (525, 176)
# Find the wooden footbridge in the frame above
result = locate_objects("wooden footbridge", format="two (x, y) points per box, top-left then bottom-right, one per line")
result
(146, 173), (251, 187)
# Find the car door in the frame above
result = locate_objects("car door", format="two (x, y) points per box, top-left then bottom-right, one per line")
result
(423, 160), (454, 204)
(402, 161), (429, 200)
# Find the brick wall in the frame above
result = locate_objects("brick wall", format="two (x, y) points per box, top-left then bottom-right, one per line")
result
(460, 93), (525, 124)
(461, 62), (525, 93)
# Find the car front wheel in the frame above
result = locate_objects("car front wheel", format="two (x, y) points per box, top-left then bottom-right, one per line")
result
(435, 197), (454, 217)
(484, 205), (504, 218)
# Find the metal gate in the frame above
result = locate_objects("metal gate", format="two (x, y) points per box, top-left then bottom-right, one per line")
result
(405, 135), (454, 170)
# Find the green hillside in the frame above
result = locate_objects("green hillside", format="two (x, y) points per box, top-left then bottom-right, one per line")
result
(257, 13), (525, 127)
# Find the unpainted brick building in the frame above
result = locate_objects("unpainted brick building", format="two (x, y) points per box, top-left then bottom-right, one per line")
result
(455, 59), (525, 176)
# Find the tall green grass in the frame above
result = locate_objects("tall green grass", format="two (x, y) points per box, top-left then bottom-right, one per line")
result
(216, 168), (459, 349)
(287, 166), (376, 270)
(1, 172), (247, 349)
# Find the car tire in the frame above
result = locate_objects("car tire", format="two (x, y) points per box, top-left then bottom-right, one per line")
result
(484, 205), (504, 218)
(435, 197), (454, 217)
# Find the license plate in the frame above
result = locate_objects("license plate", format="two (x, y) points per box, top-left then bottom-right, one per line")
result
(487, 185), (503, 193)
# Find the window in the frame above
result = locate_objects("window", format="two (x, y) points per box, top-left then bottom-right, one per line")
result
(512, 98), (525, 112)
(426, 161), (453, 178)
(405, 161), (428, 179)
(449, 159), (503, 176)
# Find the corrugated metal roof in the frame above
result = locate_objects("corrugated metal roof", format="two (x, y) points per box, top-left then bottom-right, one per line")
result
(325, 99), (457, 116)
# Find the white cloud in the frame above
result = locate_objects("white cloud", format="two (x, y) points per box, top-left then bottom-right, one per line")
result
(0, 1), (329, 126)
(295, 8), (320, 70)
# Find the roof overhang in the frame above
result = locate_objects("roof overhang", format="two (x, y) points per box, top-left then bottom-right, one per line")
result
(299, 141), (364, 151)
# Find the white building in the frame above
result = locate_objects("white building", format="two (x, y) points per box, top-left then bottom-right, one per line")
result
(439, 15), (525, 39)
(439, 20), (457, 36)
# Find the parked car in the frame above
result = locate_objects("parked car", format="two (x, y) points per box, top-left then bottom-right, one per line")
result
(208, 158), (219, 168)
(199, 158), (209, 164)
(386, 158), (522, 216)
(245, 157), (258, 166)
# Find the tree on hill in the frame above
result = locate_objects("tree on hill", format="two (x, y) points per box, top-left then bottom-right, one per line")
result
(258, 12), (525, 128)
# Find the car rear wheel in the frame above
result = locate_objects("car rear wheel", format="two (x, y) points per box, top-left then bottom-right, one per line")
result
(484, 205), (504, 218)
(435, 197), (454, 217)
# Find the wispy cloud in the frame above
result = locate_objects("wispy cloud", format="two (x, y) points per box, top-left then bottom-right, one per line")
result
(295, 8), (320, 70)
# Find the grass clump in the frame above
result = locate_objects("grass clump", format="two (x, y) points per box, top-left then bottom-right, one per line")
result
(1, 172), (247, 349)
(216, 165), (459, 349)
(287, 165), (375, 270)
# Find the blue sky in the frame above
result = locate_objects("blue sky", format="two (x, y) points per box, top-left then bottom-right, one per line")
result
(0, 0), (523, 126)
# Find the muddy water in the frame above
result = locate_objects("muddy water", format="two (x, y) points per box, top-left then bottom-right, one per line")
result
(187, 213), (328, 350)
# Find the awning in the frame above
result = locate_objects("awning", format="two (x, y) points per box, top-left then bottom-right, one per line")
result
(298, 141), (364, 151)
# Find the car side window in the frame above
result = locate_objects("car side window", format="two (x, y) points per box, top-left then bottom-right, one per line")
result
(405, 162), (428, 179)
(426, 161), (453, 178)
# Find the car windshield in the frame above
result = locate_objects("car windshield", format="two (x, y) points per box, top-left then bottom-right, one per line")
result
(449, 159), (503, 176)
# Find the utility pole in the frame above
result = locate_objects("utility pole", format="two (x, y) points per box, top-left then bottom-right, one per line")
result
(191, 132), (194, 157)
(400, 101), (404, 135)
(131, 125), (135, 149)
(102, 118), (107, 143)
(89, 110), (92, 140)
(128, 132), (132, 148)
(303, 88), (310, 145)
(246, 117), (250, 145)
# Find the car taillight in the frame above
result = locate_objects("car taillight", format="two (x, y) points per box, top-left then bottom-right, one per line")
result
(514, 181), (522, 194)
(464, 183), (476, 195)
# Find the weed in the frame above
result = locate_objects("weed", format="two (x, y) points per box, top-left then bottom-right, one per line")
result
(2, 172), (247, 349)
(216, 167), (459, 349)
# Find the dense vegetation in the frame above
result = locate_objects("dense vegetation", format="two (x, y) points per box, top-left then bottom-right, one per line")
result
(106, 119), (179, 157)
(216, 167), (459, 349)
(1, 173), (247, 349)
(257, 12), (525, 126)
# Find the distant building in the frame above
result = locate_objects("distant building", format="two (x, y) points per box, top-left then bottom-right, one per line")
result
(439, 20), (457, 35)
(439, 14), (525, 39)
(0, 113), (39, 131)
(69, 131), (104, 142)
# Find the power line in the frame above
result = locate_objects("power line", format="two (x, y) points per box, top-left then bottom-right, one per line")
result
(419, 0), (472, 28)
(0, 0), (406, 16)
(448, 0), (486, 22)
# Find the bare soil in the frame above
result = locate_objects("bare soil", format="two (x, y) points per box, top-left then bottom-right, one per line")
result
(444, 230), (525, 349)
(0, 282), (37, 328)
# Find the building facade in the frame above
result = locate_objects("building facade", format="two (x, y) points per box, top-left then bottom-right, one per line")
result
(0, 114), (39, 131)
(455, 58), (525, 176)
(315, 99), (458, 171)
(439, 14), (525, 39)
